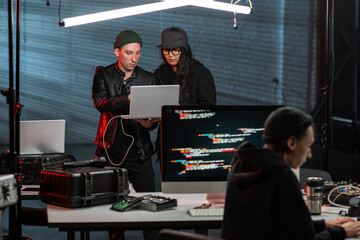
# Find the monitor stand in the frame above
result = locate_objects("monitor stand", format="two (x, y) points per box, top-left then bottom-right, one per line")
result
(206, 193), (225, 207)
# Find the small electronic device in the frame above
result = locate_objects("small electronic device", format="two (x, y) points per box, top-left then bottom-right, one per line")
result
(138, 194), (177, 212)
(323, 181), (360, 206)
(110, 196), (142, 212)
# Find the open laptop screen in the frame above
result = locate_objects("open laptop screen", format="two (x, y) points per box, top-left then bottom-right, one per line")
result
(20, 119), (65, 155)
(121, 85), (180, 119)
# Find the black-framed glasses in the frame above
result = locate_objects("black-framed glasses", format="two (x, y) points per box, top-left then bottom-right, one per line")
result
(162, 48), (181, 56)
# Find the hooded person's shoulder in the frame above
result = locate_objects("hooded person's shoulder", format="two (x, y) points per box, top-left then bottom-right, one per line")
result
(234, 142), (286, 170)
(230, 143), (292, 187)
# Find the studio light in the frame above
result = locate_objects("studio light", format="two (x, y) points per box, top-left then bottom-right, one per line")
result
(187, 0), (252, 15)
(59, 0), (253, 28)
(59, 1), (189, 28)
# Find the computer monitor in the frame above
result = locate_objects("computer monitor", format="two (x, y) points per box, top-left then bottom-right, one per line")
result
(160, 105), (280, 203)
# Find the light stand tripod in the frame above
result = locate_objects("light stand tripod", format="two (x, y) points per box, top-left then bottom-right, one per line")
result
(1, 0), (24, 239)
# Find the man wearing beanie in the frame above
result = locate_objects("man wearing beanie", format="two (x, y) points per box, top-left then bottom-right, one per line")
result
(92, 30), (158, 240)
(222, 106), (360, 240)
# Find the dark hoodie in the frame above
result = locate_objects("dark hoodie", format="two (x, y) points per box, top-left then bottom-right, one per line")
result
(221, 142), (345, 240)
(154, 58), (216, 105)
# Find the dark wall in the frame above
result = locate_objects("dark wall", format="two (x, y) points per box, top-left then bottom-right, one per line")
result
(1, 0), (359, 180)
(330, 1), (360, 155)
(1, 0), (319, 144)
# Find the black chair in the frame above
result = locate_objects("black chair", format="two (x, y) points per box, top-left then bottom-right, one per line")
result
(157, 229), (222, 240)
(299, 167), (332, 189)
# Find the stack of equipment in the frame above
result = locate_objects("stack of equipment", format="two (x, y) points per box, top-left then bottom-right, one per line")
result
(19, 153), (76, 184)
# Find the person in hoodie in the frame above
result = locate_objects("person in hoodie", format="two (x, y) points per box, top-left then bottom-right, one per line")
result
(222, 106), (360, 240)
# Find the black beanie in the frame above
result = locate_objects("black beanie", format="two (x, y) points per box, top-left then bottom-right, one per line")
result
(263, 106), (313, 143)
(113, 30), (143, 49)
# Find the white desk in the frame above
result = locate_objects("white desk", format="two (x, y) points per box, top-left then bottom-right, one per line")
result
(47, 193), (359, 240)
(47, 193), (223, 239)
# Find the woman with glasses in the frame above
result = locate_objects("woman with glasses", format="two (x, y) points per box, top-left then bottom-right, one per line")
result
(154, 27), (216, 105)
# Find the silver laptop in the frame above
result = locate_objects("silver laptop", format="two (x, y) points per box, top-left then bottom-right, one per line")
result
(122, 85), (180, 119)
(20, 119), (66, 155)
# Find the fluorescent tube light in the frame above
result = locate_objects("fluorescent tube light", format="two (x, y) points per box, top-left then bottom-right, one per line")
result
(189, 0), (252, 15)
(60, 0), (252, 28)
(60, 1), (188, 27)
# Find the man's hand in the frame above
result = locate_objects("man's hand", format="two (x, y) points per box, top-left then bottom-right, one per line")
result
(325, 217), (355, 228)
(340, 221), (360, 238)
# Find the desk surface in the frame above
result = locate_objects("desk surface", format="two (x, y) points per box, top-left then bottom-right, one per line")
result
(47, 193), (223, 231)
(47, 193), (360, 240)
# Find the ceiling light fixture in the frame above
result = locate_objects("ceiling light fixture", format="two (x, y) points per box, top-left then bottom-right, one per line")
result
(188, 0), (252, 15)
(59, 0), (252, 28)
(59, 1), (189, 28)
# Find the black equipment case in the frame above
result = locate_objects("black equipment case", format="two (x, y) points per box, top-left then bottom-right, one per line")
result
(39, 167), (129, 208)
(19, 153), (76, 185)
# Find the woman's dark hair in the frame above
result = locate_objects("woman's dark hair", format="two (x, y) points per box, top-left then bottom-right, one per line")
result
(161, 43), (192, 104)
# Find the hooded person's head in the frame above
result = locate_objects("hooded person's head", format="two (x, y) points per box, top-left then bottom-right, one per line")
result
(262, 106), (314, 168)
(263, 106), (313, 144)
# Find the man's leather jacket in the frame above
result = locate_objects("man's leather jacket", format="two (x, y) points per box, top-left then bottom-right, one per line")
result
(92, 63), (157, 161)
